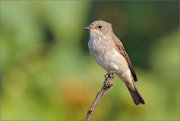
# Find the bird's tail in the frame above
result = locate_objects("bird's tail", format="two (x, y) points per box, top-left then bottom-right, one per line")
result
(126, 84), (145, 105)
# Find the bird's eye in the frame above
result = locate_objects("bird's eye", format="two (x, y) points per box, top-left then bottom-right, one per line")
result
(98, 25), (102, 29)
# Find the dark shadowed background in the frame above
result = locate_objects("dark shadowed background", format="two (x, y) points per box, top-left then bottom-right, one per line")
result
(0, 1), (179, 120)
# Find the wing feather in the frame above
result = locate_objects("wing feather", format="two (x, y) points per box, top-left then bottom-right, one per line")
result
(112, 35), (138, 82)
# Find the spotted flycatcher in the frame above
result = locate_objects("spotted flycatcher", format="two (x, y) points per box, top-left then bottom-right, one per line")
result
(85, 20), (145, 105)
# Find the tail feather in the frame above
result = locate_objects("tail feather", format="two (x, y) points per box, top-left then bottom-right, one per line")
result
(126, 85), (145, 105)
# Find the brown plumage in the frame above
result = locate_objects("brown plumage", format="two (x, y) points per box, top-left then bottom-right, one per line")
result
(86, 20), (145, 105)
(113, 35), (144, 104)
(113, 35), (138, 82)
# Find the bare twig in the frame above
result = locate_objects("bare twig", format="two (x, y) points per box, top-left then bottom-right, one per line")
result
(84, 72), (114, 121)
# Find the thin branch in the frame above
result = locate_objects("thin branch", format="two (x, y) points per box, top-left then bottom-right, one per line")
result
(84, 72), (114, 121)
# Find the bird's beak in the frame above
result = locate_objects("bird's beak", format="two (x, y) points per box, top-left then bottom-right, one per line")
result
(84, 26), (90, 30)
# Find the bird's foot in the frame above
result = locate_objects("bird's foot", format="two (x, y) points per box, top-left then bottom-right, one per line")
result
(104, 70), (115, 79)
(104, 71), (114, 89)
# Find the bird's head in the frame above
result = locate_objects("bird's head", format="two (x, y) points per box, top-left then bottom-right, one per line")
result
(85, 20), (113, 36)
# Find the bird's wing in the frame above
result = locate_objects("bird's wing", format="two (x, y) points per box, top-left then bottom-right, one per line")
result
(112, 35), (138, 82)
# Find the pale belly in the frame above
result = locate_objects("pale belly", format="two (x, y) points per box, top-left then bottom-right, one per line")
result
(96, 49), (128, 71)
(90, 47), (133, 84)
(88, 35), (133, 84)
(89, 39), (129, 74)
(88, 30), (134, 85)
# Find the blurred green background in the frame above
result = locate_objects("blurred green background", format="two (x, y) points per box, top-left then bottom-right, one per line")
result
(0, 1), (179, 120)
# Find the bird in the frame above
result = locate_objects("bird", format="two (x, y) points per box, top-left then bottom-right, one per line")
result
(85, 20), (145, 105)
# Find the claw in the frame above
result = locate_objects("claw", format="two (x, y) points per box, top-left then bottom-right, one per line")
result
(104, 73), (109, 79)
(105, 70), (115, 79)
(104, 71), (115, 89)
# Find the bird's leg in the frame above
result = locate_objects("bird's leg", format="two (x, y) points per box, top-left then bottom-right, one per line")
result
(104, 71), (115, 88)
